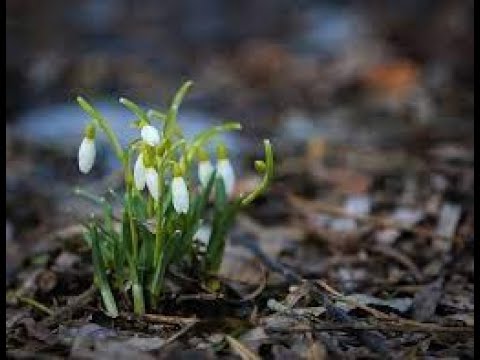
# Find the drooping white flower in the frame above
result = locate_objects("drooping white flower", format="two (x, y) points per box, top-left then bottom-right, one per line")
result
(194, 224), (212, 248)
(134, 154), (146, 191)
(141, 124), (161, 146)
(193, 224), (212, 258)
(172, 176), (189, 214)
(78, 137), (96, 174)
(217, 159), (235, 196)
(145, 167), (159, 200)
(198, 160), (214, 187)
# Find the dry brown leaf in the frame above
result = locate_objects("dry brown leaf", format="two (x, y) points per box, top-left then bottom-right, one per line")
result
(306, 334), (327, 360)
(219, 249), (265, 287)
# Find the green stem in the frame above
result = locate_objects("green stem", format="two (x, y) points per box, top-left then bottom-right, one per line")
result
(164, 81), (193, 138)
(150, 252), (164, 306)
(90, 226), (119, 318)
(124, 155), (139, 261)
(124, 149), (145, 314)
(147, 196), (154, 218)
(241, 139), (274, 206)
(132, 282), (145, 315)
(154, 162), (165, 267)
(77, 96), (125, 164)
(149, 156), (167, 308)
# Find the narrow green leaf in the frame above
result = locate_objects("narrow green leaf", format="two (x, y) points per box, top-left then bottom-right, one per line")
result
(214, 177), (227, 211)
(147, 109), (167, 122)
(164, 81), (193, 137)
(90, 227), (119, 317)
(119, 97), (149, 122)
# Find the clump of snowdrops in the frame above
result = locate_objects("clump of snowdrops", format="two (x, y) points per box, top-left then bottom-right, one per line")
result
(75, 81), (274, 317)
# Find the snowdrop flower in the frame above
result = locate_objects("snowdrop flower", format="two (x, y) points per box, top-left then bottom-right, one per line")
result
(193, 224), (211, 259)
(145, 167), (159, 200)
(216, 144), (235, 196)
(197, 148), (213, 187)
(199, 161), (213, 188)
(172, 164), (189, 214)
(78, 124), (96, 174)
(141, 124), (161, 146)
(133, 153), (146, 191)
(194, 224), (211, 248)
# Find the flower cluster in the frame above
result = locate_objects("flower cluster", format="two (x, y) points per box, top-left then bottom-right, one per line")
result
(78, 106), (237, 216)
(75, 81), (274, 317)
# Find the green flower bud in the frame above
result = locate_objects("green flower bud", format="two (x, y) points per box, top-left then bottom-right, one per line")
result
(254, 160), (266, 173)
(173, 162), (184, 177)
(197, 147), (210, 162)
(85, 123), (96, 139)
(216, 143), (229, 160)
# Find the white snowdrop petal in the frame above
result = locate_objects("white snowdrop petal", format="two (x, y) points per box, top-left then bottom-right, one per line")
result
(198, 161), (214, 187)
(134, 154), (146, 191)
(78, 137), (96, 174)
(141, 125), (161, 146)
(145, 168), (159, 200)
(172, 177), (189, 214)
(217, 159), (235, 196)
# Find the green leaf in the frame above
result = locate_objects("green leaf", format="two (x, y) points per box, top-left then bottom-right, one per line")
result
(205, 197), (242, 275)
(188, 169), (216, 227)
(187, 122), (242, 163)
(214, 177), (227, 211)
(164, 81), (193, 137)
(90, 226), (119, 317)
(150, 229), (182, 302)
(119, 97), (149, 122)
(137, 220), (155, 278)
(77, 96), (101, 119)
(137, 236), (148, 285)
(147, 109), (167, 122)
(131, 191), (148, 220)
(121, 210), (135, 271)
(82, 225), (93, 247)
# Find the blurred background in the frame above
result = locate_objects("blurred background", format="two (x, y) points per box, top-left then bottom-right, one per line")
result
(6, 0), (474, 278)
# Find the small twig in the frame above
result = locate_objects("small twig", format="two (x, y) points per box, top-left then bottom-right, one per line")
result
(267, 299), (326, 318)
(17, 296), (53, 316)
(141, 314), (251, 330)
(176, 293), (220, 303)
(316, 279), (396, 321)
(267, 322), (474, 334)
(226, 335), (261, 360)
(142, 314), (198, 326)
(159, 319), (199, 348)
